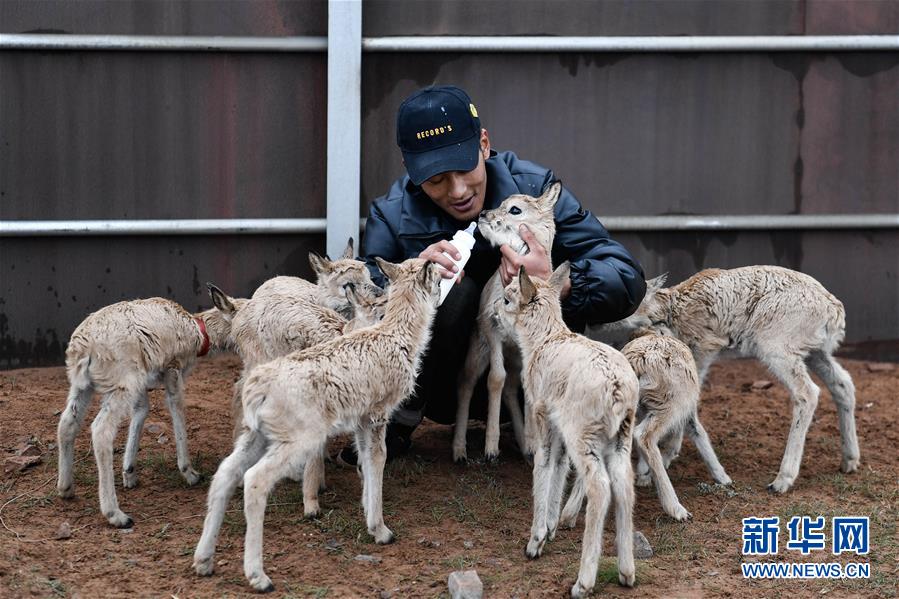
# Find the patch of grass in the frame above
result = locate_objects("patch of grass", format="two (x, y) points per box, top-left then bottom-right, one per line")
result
(651, 517), (700, 558)
(153, 522), (171, 540)
(139, 451), (185, 487)
(22, 489), (56, 509)
(441, 555), (475, 571)
(268, 479), (305, 515)
(281, 581), (331, 598)
(594, 557), (622, 585)
(73, 465), (98, 488)
(429, 504), (446, 524)
(446, 495), (480, 525)
(778, 500), (835, 522)
(696, 481), (741, 498)
(45, 578), (66, 598)
(385, 454), (428, 487)
(222, 509), (246, 536)
(310, 509), (369, 544)
(817, 469), (899, 504)
(438, 469), (525, 527)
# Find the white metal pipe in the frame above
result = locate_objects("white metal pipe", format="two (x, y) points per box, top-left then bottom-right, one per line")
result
(2, 34), (897, 53)
(326, 0), (362, 258)
(0, 33), (327, 52)
(0, 218), (328, 236)
(599, 214), (899, 231)
(363, 35), (899, 53)
(2, 215), (897, 237)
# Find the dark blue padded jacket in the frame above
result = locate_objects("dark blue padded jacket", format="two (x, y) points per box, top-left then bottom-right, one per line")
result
(361, 150), (646, 329)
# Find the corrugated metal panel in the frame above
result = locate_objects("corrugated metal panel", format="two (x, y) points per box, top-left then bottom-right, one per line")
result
(807, 0), (899, 35)
(612, 230), (899, 344)
(0, 52), (327, 220)
(0, 0), (327, 36)
(360, 52), (899, 216)
(361, 0), (899, 37)
(362, 0), (805, 36)
(0, 234), (326, 368)
(1, 0), (897, 366)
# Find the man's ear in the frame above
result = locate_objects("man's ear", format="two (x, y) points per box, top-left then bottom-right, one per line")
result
(518, 266), (537, 304)
(548, 261), (571, 293)
(480, 128), (491, 158)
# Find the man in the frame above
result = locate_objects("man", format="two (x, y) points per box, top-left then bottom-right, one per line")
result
(339, 85), (645, 465)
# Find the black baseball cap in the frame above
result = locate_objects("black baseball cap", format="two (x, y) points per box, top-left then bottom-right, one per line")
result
(396, 85), (482, 186)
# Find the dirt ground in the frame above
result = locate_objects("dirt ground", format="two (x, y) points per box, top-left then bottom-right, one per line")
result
(1, 354), (897, 598)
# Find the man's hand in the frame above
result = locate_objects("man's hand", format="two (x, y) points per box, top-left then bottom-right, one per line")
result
(419, 240), (464, 282)
(499, 225), (552, 286)
(500, 225), (571, 298)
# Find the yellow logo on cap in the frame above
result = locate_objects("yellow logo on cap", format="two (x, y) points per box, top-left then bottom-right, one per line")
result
(469, 103), (478, 118)
(416, 124), (453, 140)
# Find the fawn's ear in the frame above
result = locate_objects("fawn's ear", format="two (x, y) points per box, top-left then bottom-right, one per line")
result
(538, 181), (562, 212)
(341, 237), (355, 260)
(548, 261), (571, 293)
(207, 283), (236, 317)
(646, 273), (668, 295)
(308, 252), (332, 276)
(374, 257), (400, 283)
(421, 261), (441, 287)
(365, 282), (386, 298)
(518, 266), (537, 304)
(344, 283), (361, 307)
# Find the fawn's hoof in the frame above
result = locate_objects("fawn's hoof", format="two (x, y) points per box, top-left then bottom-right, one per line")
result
(182, 467), (202, 486)
(559, 514), (578, 530)
(484, 452), (500, 465)
(570, 581), (591, 598)
(525, 537), (545, 559)
(247, 572), (274, 593)
(635, 474), (652, 487)
(193, 554), (215, 576)
(372, 527), (395, 545)
(57, 484), (75, 500)
(123, 470), (139, 489)
(766, 476), (793, 494)
(841, 457), (860, 474)
(619, 568), (636, 587)
(668, 504), (692, 522)
(303, 505), (321, 519)
(107, 511), (133, 529)
(714, 473), (733, 486)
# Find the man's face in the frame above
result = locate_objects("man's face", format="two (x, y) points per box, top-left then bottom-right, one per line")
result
(419, 129), (491, 223)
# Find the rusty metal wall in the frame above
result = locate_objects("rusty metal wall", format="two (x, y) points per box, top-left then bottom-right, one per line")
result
(362, 0), (897, 36)
(0, 0), (328, 36)
(2, 0), (898, 367)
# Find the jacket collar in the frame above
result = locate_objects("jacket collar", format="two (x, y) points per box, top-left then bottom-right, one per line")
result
(398, 150), (519, 239)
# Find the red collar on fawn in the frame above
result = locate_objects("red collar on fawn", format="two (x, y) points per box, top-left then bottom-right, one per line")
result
(195, 317), (210, 357)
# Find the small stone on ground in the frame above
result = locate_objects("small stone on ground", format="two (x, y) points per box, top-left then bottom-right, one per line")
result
(633, 530), (654, 559)
(448, 569), (483, 599)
